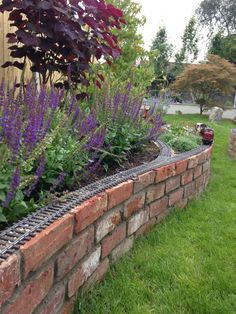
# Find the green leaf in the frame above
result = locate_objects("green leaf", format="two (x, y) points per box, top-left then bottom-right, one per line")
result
(0, 191), (6, 201)
(0, 208), (7, 222)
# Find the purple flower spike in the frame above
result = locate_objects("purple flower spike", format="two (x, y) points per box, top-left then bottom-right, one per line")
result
(26, 156), (46, 197)
(2, 167), (21, 207)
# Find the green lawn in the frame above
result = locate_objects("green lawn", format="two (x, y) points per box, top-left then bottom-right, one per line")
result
(74, 115), (236, 314)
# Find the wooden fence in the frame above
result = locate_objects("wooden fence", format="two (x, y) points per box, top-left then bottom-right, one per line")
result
(0, 12), (32, 83)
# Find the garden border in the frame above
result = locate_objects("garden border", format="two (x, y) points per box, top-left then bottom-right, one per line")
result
(0, 142), (213, 314)
(228, 129), (236, 158)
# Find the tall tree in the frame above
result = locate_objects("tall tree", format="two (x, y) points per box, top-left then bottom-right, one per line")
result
(151, 26), (173, 78)
(172, 17), (199, 77)
(172, 55), (236, 114)
(196, 0), (236, 35)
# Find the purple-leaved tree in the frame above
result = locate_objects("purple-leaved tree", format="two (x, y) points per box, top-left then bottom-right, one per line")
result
(0, 0), (125, 90)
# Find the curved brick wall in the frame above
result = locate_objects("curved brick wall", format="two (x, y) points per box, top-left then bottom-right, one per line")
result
(0, 146), (212, 314)
(228, 129), (236, 158)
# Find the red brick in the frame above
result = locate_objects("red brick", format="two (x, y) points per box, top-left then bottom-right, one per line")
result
(72, 193), (108, 234)
(181, 169), (193, 185)
(111, 237), (134, 262)
(184, 182), (196, 199)
(166, 176), (180, 193)
(188, 156), (198, 169)
(82, 258), (109, 292)
(155, 163), (176, 183)
(175, 198), (188, 209)
(149, 196), (169, 218)
(56, 226), (94, 279)
(203, 170), (210, 187)
(135, 218), (156, 237)
(21, 215), (73, 278)
(101, 223), (126, 258)
(158, 207), (171, 222)
(195, 175), (204, 192)
(175, 159), (188, 174)
(198, 152), (207, 164)
(128, 208), (149, 235)
(0, 254), (21, 308)
(133, 171), (155, 193)
(146, 182), (165, 204)
(202, 160), (210, 173)
(96, 208), (121, 242)
(194, 165), (202, 179)
(4, 264), (54, 314)
(205, 146), (213, 159)
(106, 180), (133, 210)
(60, 297), (75, 314)
(169, 188), (184, 206)
(38, 285), (65, 314)
(68, 247), (101, 297)
(124, 192), (145, 218)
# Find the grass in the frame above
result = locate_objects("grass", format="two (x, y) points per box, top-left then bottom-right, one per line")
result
(74, 115), (236, 314)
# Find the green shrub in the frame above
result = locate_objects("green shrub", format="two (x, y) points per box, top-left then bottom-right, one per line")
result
(168, 136), (199, 153)
(159, 132), (175, 143)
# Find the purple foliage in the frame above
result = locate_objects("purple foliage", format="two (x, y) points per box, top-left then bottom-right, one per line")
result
(80, 110), (97, 137)
(26, 156), (46, 197)
(0, 81), (61, 160)
(2, 166), (20, 207)
(148, 115), (163, 139)
(50, 172), (68, 192)
(85, 128), (106, 151)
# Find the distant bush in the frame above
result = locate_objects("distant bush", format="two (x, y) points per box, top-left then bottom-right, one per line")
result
(159, 132), (175, 143)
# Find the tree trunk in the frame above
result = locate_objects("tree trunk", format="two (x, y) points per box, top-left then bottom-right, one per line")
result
(233, 91), (236, 109)
(200, 104), (203, 115)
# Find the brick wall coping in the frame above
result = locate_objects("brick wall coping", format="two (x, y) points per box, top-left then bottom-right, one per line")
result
(0, 143), (213, 314)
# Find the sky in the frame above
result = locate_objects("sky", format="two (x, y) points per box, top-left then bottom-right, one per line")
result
(135, 0), (205, 56)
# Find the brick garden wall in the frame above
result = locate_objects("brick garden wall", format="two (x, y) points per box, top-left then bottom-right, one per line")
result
(0, 146), (212, 314)
(228, 129), (236, 158)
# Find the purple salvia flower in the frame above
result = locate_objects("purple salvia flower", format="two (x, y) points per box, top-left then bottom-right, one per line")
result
(80, 110), (97, 136)
(85, 128), (106, 151)
(68, 96), (76, 116)
(26, 156), (46, 196)
(148, 115), (162, 139)
(2, 166), (21, 207)
(112, 91), (121, 123)
(50, 172), (67, 192)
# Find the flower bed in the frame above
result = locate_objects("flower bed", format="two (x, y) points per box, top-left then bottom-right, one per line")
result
(0, 144), (212, 314)
(228, 129), (236, 158)
(0, 82), (162, 225)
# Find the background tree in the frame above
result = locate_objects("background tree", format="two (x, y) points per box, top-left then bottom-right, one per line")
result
(0, 0), (125, 90)
(209, 33), (236, 108)
(172, 55), (236, 114)
(93, 0), (155, 96)
(151, 26), (173, 79)
(209, 33), (236, 64)
(196, 0), (236, 35)
(172, 17), (199, 77)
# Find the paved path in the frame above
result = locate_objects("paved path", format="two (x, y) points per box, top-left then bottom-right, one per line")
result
(167, 104), (236, 119)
